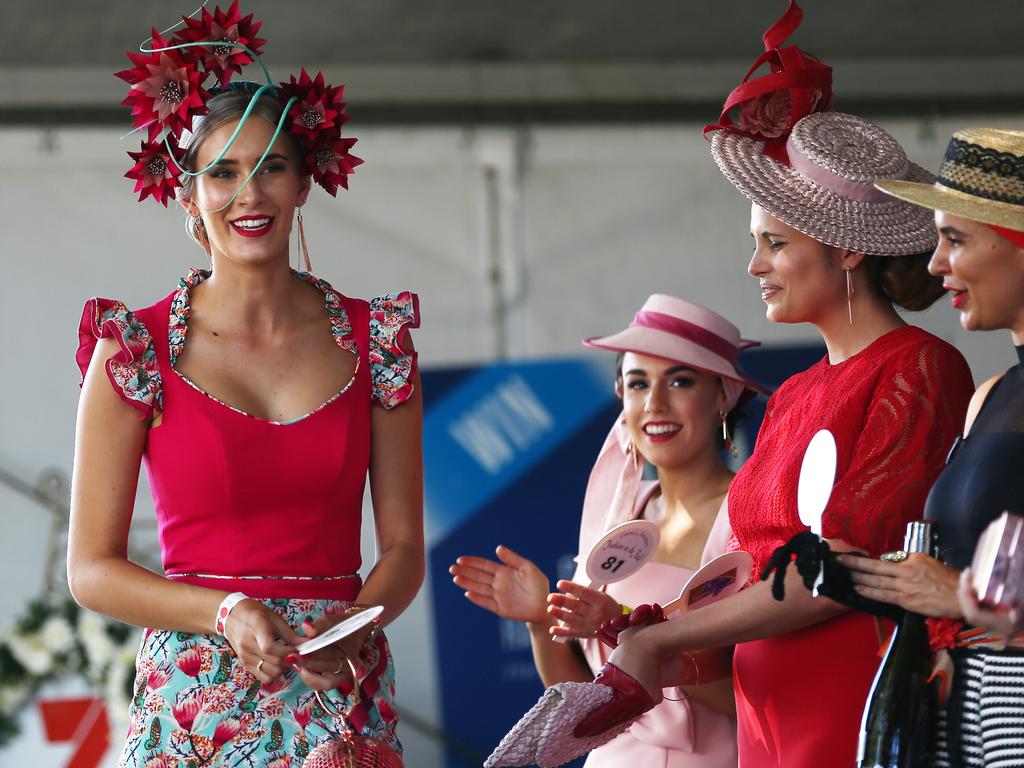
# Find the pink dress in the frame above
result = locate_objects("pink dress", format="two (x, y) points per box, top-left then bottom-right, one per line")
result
(76, 268), (420, 764)
(576, 485), (738, 768)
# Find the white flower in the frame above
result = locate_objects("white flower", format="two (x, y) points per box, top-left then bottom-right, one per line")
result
(39, 616), (75, 655)
(83, 631), (114, 677)
(0, 681), (29, 711)
(6, 631), (53, 676)
(78, 612), (115, 676)
(78, 611), (107, 639)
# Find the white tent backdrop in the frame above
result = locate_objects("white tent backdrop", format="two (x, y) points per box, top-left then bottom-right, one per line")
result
(1, 114), (1021, 766)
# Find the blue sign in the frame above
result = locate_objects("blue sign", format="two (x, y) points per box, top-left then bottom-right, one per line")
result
(423, 358), (615, 543)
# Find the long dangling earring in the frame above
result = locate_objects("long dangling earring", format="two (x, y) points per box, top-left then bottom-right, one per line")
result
(296, 207), (312, 273)
(720, 410), (738, 459)
(844, 266), (855, 325)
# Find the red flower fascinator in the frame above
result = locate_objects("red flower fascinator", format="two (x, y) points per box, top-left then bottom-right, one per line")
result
(124, 135), (186, 206)
(278, 69), (350, 142)
(176, 0), (266, 88)
(115, 3), (362, 204)
(115, 28), (210, 142)
(704, 0), (833, 165)
(307, 135), (365, 196)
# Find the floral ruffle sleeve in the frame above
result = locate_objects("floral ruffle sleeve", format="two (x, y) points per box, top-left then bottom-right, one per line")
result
(76, 298), (161, 419)
(368, 292), (420, 409)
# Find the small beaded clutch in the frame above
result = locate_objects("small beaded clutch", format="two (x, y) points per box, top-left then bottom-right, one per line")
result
(303, 654), (403, 768)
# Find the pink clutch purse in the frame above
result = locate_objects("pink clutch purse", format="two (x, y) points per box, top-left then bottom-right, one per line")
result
(971, 511), (1024, 609)
(484, 682), (637, 768)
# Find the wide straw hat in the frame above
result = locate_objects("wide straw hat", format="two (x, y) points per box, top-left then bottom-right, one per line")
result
(583, 294), (770, 403)
(710, 111), (938, 256)
(876, 128), (1024, 232)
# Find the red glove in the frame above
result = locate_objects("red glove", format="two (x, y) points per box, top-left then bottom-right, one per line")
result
(573, 662), (657, 738)
(596, 603), (666, 649)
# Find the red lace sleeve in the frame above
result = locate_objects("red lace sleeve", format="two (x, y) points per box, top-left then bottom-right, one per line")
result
(821, 339), (973, 555)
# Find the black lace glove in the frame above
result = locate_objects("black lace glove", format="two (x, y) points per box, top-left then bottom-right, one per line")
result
(759, 532), (905, 623)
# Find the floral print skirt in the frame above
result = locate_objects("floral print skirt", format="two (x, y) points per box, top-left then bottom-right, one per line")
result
(118, 598), (400, 768)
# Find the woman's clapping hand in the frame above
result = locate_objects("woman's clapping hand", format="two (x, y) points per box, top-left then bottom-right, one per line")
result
(546, 580), (625, 640)
(450, 545), (550, 624)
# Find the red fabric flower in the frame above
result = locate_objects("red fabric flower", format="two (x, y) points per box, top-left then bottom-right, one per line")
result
(292, 702), (313, 731)
(146, 667), (171, 691)
(927, 616), (964, 652)
(124, 136), (185, 206)
(702, 0), (832, 164)
(116, 29), (210, 141)
(306, 135), (363, 196)
(176, 1), (266, 88)
(174, 645), (204, 677)
(259, 675), (289, 696)
(171, 691), (204, 731)
(736, 88), (831, 140)
(278, 69), (350, 141)
(212, 717), (242, 747)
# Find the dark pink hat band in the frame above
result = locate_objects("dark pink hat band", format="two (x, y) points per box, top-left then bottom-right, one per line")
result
(630, 310), (739, 365)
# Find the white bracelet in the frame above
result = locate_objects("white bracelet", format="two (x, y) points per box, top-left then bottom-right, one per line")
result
(215, 592), (249, 637)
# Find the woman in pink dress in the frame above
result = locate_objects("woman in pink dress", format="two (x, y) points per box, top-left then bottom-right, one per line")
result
(69, 11), (422, 765)
(451, 294), (767, 767)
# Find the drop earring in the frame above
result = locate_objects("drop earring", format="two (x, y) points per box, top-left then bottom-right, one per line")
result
(296, 207), (312, 272)
(844, 266), (854, 325)
(625, 439), (640, 471)
(720, 410), (738, 459)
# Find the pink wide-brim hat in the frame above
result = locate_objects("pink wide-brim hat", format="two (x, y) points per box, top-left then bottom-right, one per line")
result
(710, 111), (938, 256)
(583, 294), (770, 401)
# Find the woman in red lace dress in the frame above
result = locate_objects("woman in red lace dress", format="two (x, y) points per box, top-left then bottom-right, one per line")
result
(576, 111), (975, 767)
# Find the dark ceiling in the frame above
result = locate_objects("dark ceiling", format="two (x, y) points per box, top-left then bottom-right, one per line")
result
(5, 0), (1021, 65)
(3, 1), (1023, 123)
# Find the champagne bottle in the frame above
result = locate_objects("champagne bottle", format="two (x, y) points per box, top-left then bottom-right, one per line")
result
(856, 521), (936, 768)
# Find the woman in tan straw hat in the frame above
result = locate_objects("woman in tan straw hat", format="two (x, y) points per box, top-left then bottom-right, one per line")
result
(838, 127), (1024, 768)
(569, 4), (976, 765)
(451, 295), (768, 767)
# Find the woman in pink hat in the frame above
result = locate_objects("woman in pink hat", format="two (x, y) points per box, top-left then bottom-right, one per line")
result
(451, 294), (767, 767)
(571, 7), (977, 766)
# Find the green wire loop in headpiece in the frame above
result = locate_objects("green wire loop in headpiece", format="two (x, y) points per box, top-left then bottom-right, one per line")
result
(131, 4), (292, 213)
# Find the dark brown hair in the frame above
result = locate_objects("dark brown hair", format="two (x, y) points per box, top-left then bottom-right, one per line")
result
(863, 251), (945, 311)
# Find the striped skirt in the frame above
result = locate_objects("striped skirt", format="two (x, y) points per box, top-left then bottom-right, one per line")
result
(933, 647), (1024, 768)
(117, 598), (400, 768)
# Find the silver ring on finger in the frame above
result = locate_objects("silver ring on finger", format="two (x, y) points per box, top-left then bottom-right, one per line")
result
(256, 658), (265, 672)
(334, 657), (345, 675)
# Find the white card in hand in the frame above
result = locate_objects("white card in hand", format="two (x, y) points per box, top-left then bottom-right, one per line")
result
(295, 605), (383, 656)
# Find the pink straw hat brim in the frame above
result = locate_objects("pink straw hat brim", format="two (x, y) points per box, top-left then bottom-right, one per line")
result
(710, 127), (938, 256)
(584, 327), (771, 398)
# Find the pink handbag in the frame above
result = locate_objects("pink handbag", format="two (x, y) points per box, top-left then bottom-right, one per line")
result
(303, 654), (403, 768)
(484, 681), (639, 768)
